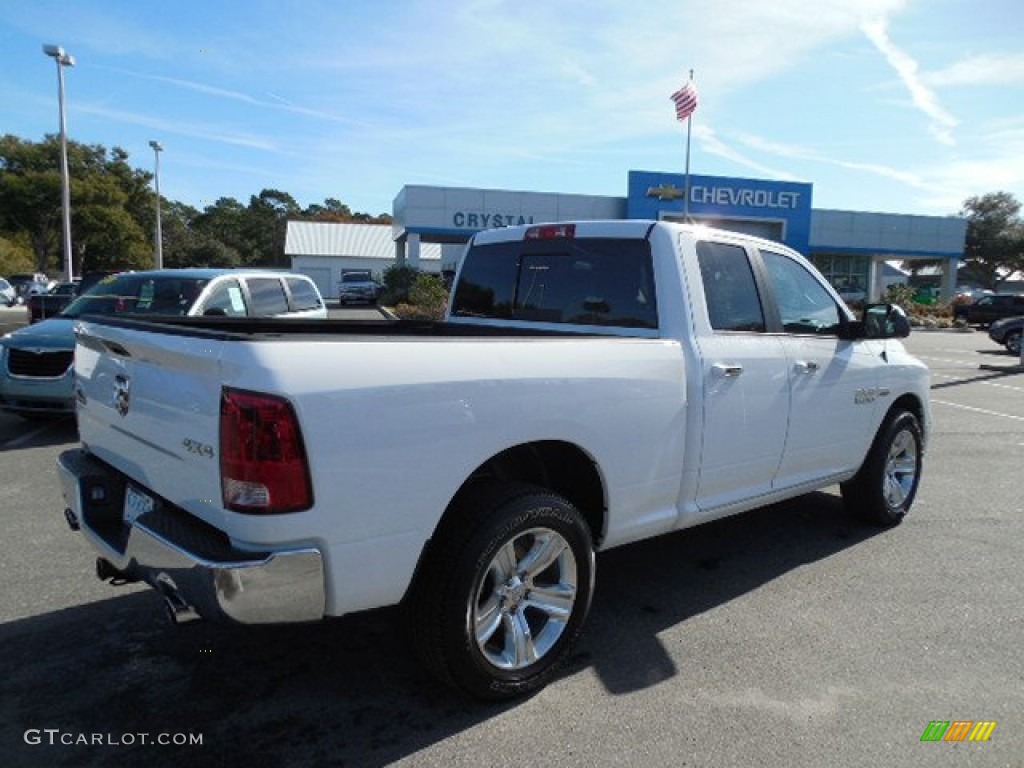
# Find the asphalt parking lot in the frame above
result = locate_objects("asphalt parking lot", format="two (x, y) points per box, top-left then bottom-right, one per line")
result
(1, 327), (1021, 767)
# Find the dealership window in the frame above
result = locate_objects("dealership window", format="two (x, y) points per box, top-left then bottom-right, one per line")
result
(812, 253), (870, 299)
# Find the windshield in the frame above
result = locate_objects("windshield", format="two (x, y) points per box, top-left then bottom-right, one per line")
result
(61, 274), (209, 319)
(341, 273), (373, 283)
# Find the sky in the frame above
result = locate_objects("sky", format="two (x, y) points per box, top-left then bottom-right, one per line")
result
(2, 0), (1023, 220)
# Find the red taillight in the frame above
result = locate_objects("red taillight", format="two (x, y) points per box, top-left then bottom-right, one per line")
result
(220, 387), (313, 514)
(524, 223), (575, 240)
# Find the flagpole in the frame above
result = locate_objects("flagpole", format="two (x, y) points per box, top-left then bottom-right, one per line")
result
(683, 69), (694, 222)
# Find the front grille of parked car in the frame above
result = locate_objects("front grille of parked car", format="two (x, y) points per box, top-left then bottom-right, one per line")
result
(6, 349), (74, 378)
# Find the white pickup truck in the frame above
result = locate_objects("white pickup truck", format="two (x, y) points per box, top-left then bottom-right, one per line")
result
(58, 220), (930, 700)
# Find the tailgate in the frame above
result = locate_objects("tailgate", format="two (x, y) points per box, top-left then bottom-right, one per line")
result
(74, 320), (228, 529)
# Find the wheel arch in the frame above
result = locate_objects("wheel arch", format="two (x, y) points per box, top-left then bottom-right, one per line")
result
(404, 440), (607, 601)
(452, 440), (607, 545)
(886, 393), (927, 442)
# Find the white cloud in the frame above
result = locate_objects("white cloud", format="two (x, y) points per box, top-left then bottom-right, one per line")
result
(74, 103), (283, 152)
(694, 126), (803, 181)
(861, 18), (958, 146)
(925, 52), (1024, 87)
(731, 131), (926, 188)
(92, 66), (365, 127)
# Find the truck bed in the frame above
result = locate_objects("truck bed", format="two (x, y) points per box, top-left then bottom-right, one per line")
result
(82, 314), (607, 340)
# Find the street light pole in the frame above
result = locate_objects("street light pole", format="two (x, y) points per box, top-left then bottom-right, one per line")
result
(149, 140), (164, 270)
(43, 44), (75, 282)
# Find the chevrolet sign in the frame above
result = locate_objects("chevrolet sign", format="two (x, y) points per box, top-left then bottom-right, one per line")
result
(646, 184), (686, 201)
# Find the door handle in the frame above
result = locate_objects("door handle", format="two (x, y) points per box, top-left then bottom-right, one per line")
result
(712, 363), (743, 378)
(794, 360), (820, 374)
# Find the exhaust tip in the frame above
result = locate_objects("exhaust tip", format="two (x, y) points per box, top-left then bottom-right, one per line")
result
(95, 557), (119, 581)
(162, 592), (202, 625)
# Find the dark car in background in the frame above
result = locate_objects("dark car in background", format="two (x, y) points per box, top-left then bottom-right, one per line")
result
(988, 316), (1024, 355)
(27, 282), (78, 324)
(7, 273), (52, 303)
(25, 270), (121, 323)
(953, 293), (1024, 326)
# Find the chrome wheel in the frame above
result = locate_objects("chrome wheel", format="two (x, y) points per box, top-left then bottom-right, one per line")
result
(408, 483), (595, 700)
(472, 527), (578, 671)
(1006, 332), (1021, 356)
(842, 410), (923, 526)
(883, 428), (919, 509)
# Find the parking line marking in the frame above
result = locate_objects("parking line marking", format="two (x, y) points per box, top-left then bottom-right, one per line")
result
(931, 399), (1024, 422)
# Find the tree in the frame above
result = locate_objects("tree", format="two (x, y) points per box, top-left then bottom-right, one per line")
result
(0, 136), (62, 272)
(0, 133), (395, 274)
(0, 135), (154, 276)
(245, 189), (300, 267)
(959, 192), (1024, 290)
(192, 197), (249, 263)
(300, 197), (353, 222)
(298, 196), (392, 224)
(0, 232), (34, 276)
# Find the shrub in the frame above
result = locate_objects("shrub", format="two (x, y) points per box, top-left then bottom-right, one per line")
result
(883, 284), (916, 311)
(391, 272), (448, 320)
(379, 265), (421, 306)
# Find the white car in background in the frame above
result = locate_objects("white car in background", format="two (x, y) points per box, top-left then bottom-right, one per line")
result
(0, 278), (16, 307)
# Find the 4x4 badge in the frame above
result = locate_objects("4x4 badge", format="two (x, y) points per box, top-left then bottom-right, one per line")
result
(114, 374), (131, 417)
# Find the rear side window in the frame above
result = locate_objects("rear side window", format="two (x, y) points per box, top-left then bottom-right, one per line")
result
(201, 279), (248, 317)
(696, 241), (765, 332)
(245, 277), (290, 316)
(285, 276), (323, 311)
(451, 238), (657, 329)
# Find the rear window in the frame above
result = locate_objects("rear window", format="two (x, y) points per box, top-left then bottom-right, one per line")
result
(341, 272), (373, 284)
(451, 237), (658, 329)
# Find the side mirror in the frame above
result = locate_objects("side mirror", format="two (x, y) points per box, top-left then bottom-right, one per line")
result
(863, 303), (910, 339)
(839, 304), (911, 340)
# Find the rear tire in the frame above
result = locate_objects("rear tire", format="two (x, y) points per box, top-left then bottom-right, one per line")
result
(841, 410), (923, 526)
(408, 482), (595, 700)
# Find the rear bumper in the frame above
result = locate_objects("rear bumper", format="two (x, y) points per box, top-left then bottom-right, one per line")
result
(57, 448), (325, 624)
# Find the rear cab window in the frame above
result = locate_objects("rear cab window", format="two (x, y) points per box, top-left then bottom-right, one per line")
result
(696, 241), (766, 332)
(285, 276), (324, 311)
(245, 277), (290, 316)
(451, 236), (658, 331)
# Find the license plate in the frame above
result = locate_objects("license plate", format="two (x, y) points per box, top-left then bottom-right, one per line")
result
(123, 484), (155, 524)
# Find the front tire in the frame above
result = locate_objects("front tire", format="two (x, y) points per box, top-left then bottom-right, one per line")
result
(842, 410), (923, 525)
(409, 483), (595, 700)
(1005, 330), (1021, 356)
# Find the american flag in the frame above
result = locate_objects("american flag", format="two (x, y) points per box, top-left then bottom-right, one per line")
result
(670, 81), (698, 122)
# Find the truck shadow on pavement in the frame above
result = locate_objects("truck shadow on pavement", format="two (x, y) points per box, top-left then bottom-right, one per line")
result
(1, 492), (880, 768)
(0, 416), (77, 451)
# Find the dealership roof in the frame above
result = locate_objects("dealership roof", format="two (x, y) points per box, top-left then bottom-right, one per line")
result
(285, 221), (440, 261)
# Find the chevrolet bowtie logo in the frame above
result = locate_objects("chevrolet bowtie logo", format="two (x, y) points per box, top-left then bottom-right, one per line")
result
(646, 184), (687, 201)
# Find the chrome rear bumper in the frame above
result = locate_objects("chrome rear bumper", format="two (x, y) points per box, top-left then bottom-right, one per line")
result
(57, 448), (325, 624)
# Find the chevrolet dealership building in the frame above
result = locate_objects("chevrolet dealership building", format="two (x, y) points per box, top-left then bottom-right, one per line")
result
(288, 170), (966, 302)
